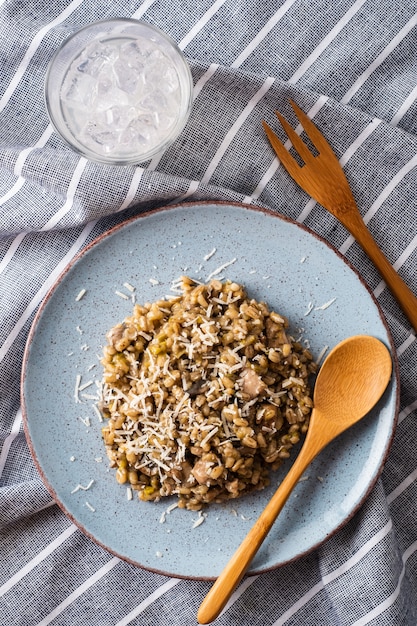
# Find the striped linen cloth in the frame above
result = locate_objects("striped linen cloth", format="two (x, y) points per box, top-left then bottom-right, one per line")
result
(1, 0), (417, 624)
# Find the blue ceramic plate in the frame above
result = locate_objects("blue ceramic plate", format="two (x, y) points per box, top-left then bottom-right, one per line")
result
(21, 202), (399, 579)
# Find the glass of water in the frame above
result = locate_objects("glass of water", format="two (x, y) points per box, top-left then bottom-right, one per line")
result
(45, 19), (193, 165)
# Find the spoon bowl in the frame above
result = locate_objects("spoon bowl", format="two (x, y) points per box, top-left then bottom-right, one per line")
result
(198, 335), (392, 624)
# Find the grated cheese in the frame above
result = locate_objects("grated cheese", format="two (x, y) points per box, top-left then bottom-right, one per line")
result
(304, 302), (314, 316)
(206, 258), (237, 281)
(74, 374), (81, 403)
(192, 511), (207, 528)
(71, 480), (94, 493)
(115, 290), (129, 300)
(204, 247), (217, 261)
(75, 289), (86, 301)
(78, 380), (93, 391)
(314, 298), (336, 311)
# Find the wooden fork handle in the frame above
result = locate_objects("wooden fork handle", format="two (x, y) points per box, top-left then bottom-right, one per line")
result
(345, 210), (417, 333)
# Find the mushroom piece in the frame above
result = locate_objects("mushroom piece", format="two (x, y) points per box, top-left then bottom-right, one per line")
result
(265, 318), (288, 348)
(192, 459), (215, 485)
(106, 322), (125, 345)
(241, 367), (266, 399)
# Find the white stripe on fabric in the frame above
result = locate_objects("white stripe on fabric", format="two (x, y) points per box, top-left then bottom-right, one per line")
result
(288, 0), (367, 84)
(37, 557), (120, 626)
(0, 220), (97, 364)
(386, 459), (417, 504)
(201, 76), (275, 184)
(398, 398), (417, 425)
(397, 334), (416, 357)
(373, 232), (417, 298)
(0, 408), (22, 479)
(116, 168), (145, 212)
(349, 539), (417, 626)
(339, 153), (417, 255)
(0, 126), (53, 209)
(272, 519), (393, 625)
(178, 0), (228, 50)
(0, 178), (25, 207)
(0, 234), (25, 275)
(231, 0), (298, 68)
(131, 0), (159, 19)
(114, 578), (180, 626)
(0, 524), (78, 596)
(341, 14), (417, 106)
(14, 126), (54, 176)
(391, 84), (417, 126)
(40, 158), (88, 231)
(0, 0), (85, 116)
(170, 179), (199, 204)
(244, 156), (279, 205)
(192, 63), (220, 99)
(14, 124), (54, 176)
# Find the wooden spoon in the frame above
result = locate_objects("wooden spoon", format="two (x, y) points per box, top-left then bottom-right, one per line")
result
(197, 335), (392, 624)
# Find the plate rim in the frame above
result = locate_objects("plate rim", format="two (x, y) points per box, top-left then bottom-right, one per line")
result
(20, 200), (400, 579)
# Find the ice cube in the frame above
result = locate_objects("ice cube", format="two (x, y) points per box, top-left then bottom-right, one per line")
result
(119, 114), (159, 150)
(61, 72), (94, 107)
(76, 54), (108, 78)
(96, 74), (113, 98)
(83, 41), (119, 63)
(159, 65), (179, 94)
(119, 38), (155, 66)
(154, 110), (177, 132)
(96, 105), (138, 130)
(113, 57), (141, 94)
(82, 121), (118, 153)
(91, 80), (130, 112)
(143, 55), (179, 95)
(140, 90), (168, 113)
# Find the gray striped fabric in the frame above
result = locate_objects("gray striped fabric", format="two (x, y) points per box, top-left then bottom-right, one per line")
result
(1, 1), (417, 624)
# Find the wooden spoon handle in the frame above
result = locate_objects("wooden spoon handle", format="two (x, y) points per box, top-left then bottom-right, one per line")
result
(344, 211), (417, 333)
(197, 439), (322, 624)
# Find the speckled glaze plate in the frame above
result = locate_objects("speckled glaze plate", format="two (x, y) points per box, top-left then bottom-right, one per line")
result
(21, 201), (399, 579)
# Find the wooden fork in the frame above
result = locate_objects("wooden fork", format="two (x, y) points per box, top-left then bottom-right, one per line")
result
(262, 100), (417, 334)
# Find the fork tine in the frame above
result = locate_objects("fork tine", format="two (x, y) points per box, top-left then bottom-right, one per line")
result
(262, 120), (301, 178)
(275, 111), (314, 164)
(289, 100), (334, 157)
